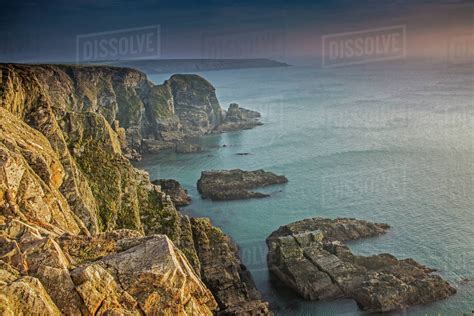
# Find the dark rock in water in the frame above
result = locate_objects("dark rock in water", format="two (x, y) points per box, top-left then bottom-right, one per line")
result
(152, 179), (191, 206)
(197, 169), (288, 201)
(175, 142), (202, 153)
(266, 217), (456, 313)
(191, 218), (273, 315)
(214, 103), (263, 132)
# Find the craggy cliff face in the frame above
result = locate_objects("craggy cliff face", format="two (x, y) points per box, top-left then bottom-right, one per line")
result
(0, 64), (227, 157)
(0, 64), (271, 315)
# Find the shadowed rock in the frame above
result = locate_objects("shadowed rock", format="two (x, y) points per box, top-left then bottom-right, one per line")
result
(191, 218), (273, 315)
(152, 179), (191, 207)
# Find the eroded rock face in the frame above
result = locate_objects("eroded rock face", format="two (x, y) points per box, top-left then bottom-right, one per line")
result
(99, 235), (217, 315)
(197, 169), (288, 201)
(0, 265), (61, 316)
(191, 218), (273, 315)
(153, 179), (191, 207)
(266, 217), (456, 312)
(0, 109), (87, 236)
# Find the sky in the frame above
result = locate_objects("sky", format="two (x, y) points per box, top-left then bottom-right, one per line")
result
(0, 0), (472, 62)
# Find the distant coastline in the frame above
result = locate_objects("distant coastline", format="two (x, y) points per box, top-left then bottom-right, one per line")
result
(91, 58), (290, 74)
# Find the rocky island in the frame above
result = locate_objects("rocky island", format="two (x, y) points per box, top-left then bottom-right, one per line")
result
(0, 64), (272, 315)
(197, 169), (288, 200)
(266, 217), (456, 312)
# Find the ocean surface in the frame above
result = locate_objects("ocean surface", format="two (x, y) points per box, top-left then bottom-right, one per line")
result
(136, 60), (474, 315)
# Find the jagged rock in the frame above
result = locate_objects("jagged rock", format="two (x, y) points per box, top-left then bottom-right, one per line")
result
(215, 103), (263, 132)
(191, 218), (273, 315)
(152, 179), (191, 207)
(98, 234), (217, 315)
(0, 108), (87, 236)
(197, 169), (288, 201)
(70, 264), (141, 315)
(266, 217), (456, 312)
(0, 269), (61, 316)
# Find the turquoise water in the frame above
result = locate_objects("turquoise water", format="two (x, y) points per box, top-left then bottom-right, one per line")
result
(138, 61), (473, 315)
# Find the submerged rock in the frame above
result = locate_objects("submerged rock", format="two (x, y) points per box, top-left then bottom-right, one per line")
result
(152, 179), (191, 206)
(197, 169), (288, 201)
(266, 217), (456, 312)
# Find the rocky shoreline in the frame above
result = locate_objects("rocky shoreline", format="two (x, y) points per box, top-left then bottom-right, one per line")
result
(0, 63), (457, 315)
(197, 169), (288, 200)
(266, 217), (456, 312)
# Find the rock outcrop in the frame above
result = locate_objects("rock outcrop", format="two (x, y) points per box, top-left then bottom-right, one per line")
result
(197, 169), (288, 200)
(266, 217), (456, 312)
(0, 64), (272, 315)
(215, 103), (262, 132)
(152, 179), (191, 207)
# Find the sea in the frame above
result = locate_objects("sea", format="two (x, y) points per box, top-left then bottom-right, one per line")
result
(135, 60), (474, 315)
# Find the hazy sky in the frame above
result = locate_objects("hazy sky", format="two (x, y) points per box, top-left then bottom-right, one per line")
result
(0, 0), (472, 62)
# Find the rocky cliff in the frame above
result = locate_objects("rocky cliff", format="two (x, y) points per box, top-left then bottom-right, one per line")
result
(0, 64), (261, 159)
(0, 64), (271, 315)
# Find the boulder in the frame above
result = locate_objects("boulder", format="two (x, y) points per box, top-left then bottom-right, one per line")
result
(266, 217), (456, 312)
